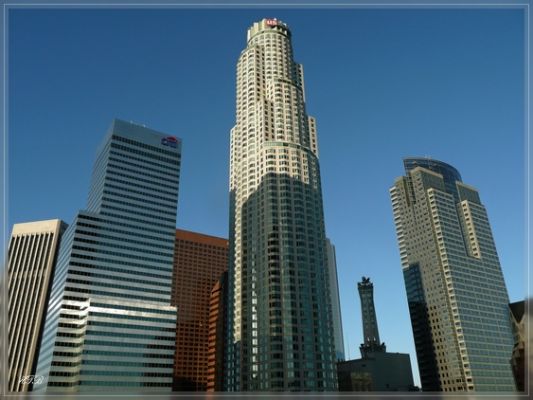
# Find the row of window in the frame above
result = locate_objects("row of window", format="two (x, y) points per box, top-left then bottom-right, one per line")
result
(107, 160), (179, 186)
(106, 175), (177, 199)
(102, 188), (177, 213)
(86, 320), (175, 332)
(88, 311), (173, 325)
(108, 155), (177, 180)
(110, 143), (179, 166)
(100, 204), (176, 228)
(74, 234), (173, 258)
(107, 165), (178, 193)
(77, 221), (172, 244)
(109, 149), (177, 173)
(70, 256), (172, 276)
(66, 277), (171, 296)
(63, 286), (166, 304)
(76, 227), (174, 251)
(112, 134), (180, 158)
(72, 244), (170, 266)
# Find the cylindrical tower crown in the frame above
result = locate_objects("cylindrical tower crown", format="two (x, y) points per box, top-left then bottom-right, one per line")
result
(247, 18), (291, 42)
(403, 157), (463, 201)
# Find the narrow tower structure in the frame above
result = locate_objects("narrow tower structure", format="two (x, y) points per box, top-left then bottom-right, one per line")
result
(357, 277), (386, 357)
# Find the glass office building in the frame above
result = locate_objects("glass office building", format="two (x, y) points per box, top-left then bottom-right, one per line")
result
(390, 157), (515, 392)
(227, 18), (337, 391)
(33, 119), (181, 393)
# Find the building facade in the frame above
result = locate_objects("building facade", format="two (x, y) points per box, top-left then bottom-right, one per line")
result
(171, 229), (228, 391)
(227, 18), (337, 391)
(337, 352), (414, 392)
(390, 157), (516, 392)
(207, 271), (229, 392)
(326, 239), (345, 361)
(33, 119), (181, 393)
(7, 219), (67, 392)
(509, 300), (525, 391)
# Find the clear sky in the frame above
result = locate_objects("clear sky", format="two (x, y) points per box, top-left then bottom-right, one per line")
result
(7, 7), (526, 386)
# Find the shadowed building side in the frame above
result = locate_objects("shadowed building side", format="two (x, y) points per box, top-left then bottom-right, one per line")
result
(206, 271), (229, 392)
(509, 300), (525, 391)
(326, 239), (345, 361)
(403, 263), (440, 390)
(171, 229), (228, 391)
(337, 352), (415, 392)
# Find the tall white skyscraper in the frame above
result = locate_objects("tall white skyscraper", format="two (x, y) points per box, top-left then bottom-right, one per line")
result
(390, 158), (516, 392)
(227, 18), (336, 391)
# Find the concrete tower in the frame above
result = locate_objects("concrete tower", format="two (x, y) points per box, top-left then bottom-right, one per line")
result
(357, 277), (386, 357)
(390, 157), (516, 392)
(7, 219), (67, 392)
(227, 18), (336, 391)
(34, 120), (181, 393)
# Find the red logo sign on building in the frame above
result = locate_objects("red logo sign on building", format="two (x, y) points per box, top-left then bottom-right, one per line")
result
(161, 136), (178, 148)
(265, 19), (277, 27)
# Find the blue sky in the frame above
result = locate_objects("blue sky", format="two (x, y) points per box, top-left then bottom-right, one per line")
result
(7, 7), (526, 386)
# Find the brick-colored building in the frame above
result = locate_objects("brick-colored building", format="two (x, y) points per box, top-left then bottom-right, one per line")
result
(171, 229), (228, 391)
(207, 271), (228, 392)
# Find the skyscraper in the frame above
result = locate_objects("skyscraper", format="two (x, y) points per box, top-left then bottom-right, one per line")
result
(357, 277), (385, 357)
(171, 229), (228, 391)
(390, 157), (516, 392)
(33, 119), (181, 393)
(227, 18), (336, 391)
(326, 239), (345, 361)
(7, 219), (67, 392)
